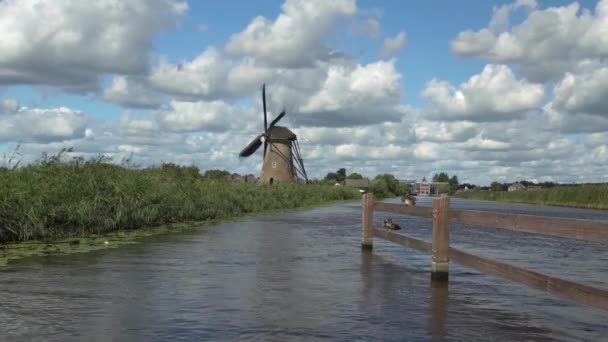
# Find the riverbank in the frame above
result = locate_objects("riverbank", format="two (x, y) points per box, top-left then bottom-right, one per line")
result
(453, 185), (608, 210)
(0, 158), (361, 244)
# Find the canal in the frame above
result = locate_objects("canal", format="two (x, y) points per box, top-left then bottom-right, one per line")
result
(1, 198), (607, 341)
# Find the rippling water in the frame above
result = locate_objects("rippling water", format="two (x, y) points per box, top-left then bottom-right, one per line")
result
(1, 198), (607, 341)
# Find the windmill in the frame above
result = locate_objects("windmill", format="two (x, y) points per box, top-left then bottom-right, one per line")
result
(238, 84), (308, 184)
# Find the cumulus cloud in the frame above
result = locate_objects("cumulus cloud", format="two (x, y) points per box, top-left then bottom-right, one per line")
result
(552, 67), (608, 118)
(415, 120), (478, 142)
(295, 59), (405, 126)
(488, 0), (537, 33)
(153, 100), (257, 133)
(422, 64), (544, 121)
(0, 106), (88, 143)
(225, 0), (356, 67)
(2, 0), (606, 185)
(450, 0), (608, 82)
(119, 113), (160, 137)
(1, 98), (18, 114)
(149, 48), (232, 99)
(377, 32), (406, 59)
(103, 76), (166, 109)
(543, 102), (608, 134)
(0, 0), (187, 91)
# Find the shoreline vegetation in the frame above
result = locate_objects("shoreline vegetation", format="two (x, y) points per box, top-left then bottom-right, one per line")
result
(453, 185), (608, 210)
(0, 154), (364, 246)
(1, 152), (377, 265)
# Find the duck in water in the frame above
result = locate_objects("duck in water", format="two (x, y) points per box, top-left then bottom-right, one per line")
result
(401, 193), (416, 206)
(383, 218), (401, 230)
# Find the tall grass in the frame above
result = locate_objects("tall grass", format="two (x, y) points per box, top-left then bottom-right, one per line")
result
(453, 185), (608, 210)
(0, 156), (360, 243)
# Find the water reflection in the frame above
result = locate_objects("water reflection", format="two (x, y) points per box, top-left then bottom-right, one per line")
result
(429, 281), (448, 340)
(2, 201), (607, 341)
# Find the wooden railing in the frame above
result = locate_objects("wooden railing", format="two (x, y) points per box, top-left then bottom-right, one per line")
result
(361, 193), (608, 311)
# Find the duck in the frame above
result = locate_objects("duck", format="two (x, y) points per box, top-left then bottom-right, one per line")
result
(383, 218), (401, 230)
(401, 193), (416, 206)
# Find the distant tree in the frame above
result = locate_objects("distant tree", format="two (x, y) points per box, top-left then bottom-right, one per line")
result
(371, 173), (410, 197)
(324, 172), (339, 182)
(347, 172), (363, 179)
(204, 169), (230, 180)
(448, 175), (459, 194)
(336, 168), (346, 182)
(490, 181), (502, 192)
(433, 172), (450, 183)
(325, 168), (347, 184)
(422, 176), (427, 182)
(541, 181), (556, 188)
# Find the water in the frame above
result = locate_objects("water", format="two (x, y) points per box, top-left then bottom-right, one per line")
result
(1, 198), (607, 341)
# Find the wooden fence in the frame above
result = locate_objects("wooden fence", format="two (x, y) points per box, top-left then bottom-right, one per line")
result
(361, 193), (608, 311)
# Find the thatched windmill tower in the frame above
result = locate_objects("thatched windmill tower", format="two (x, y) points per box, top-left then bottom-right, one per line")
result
(238, 84), (308, 184)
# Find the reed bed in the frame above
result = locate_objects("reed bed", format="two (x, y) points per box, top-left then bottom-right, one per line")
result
(0, 158), (360, 243)
(453, 185), (608, 210)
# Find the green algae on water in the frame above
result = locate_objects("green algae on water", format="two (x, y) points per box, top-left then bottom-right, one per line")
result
(0, 221), (204, 267)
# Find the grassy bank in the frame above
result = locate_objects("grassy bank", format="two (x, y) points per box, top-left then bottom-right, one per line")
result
(0, 157), (361, 243)
(453, 185), (608, 210)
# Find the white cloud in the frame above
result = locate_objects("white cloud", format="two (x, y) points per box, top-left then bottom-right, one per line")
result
(1, 98), (18, 114)
(488, 0), (537, 33)
(552, 67), (608, 118)
(154, 100), (256, 133)
(413, 142), (442, 161)
(119, 113), (160, 136)
(296, 59), (404, 126)
(586, 132), (608, 147)
(450, 0), (608, 82)
(149, 48), (231, 99)
(0, 0), (187, 91)
(0, 106), (88, 143)
(377, 32), (406, 59)
(543, 102), (608, 134)
(415, 120), (478, 142)
(422, 64), (544, 121)
(3, 0), (607, 186)
(103, 76), (166, 109)
(225, 0), (356, 67)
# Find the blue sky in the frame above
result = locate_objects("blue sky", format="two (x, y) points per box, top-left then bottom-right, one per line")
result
(1, 0), (607, 185)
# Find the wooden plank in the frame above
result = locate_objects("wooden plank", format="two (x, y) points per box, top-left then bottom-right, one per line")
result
(450, 209), (608, 243)
(432, 197), (450, 281)
(372, 229), (608, 311)
(374, 202), (433, 218)
(372, 228), (431, 253)
(449, 247), (608, 311)
(361, 193), (374, 249)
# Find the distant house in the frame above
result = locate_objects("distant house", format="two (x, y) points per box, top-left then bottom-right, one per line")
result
(225, 173), (257, 183)
(508, 182), (526, 192)
(415, 182), (448, 196)
(345, 178), (370, 192)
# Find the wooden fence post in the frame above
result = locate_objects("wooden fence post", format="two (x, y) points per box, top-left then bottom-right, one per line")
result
(361, 193), (374, 250)
(431, 196), (450, 281)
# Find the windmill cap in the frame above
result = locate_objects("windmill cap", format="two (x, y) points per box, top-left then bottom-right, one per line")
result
(267, 126), (296, 141)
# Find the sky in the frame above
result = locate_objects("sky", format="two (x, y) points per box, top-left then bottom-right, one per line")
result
(0, 0), (607, 186)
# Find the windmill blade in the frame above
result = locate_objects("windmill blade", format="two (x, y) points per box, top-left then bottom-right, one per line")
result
(262, 84), (268, 132)
(239, 134), (264, 158)
(268, 109), (286, 129)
